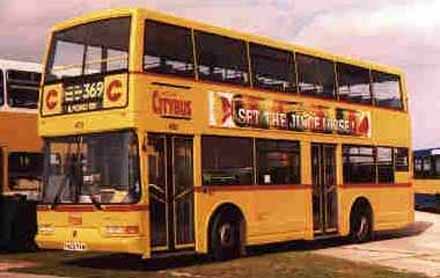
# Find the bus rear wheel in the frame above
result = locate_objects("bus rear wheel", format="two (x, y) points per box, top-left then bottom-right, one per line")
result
(209, 212), (242, 261)
(350, 203), (373, 243)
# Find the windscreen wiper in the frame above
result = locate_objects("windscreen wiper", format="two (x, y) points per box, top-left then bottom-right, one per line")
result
(51, 174), (71, 208)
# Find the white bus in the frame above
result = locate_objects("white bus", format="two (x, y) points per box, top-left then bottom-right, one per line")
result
(0, 59), (43, 200)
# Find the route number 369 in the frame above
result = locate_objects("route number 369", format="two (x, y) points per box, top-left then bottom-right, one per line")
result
(83, 81), (104, 99)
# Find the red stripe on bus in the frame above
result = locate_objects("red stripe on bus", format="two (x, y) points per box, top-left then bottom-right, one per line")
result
(194, 184), (312, 192)
(37, 204), (149, 212)
(54, 205), (95, 212)
(37, 205), (51, 211)
(102, 205), (149, 212)
(340, 182), (412, 189)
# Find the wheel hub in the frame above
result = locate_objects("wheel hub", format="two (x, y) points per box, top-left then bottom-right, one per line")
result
(219, 223), (233, 247)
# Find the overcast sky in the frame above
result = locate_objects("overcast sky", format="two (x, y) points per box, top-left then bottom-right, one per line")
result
(0, 0), (437, 149)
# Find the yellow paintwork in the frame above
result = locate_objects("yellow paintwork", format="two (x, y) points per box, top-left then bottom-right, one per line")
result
(0, 110), (42, 193)
(37, 8), (413, 258)
(37, 209), (148, 254)
(414, 179), (440, 195)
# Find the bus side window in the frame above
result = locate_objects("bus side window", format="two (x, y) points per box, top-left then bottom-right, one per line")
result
(195, 31), (249, 86)
(395, 148), (409, 172)
(0, 148), (3, 192)
(372, 71), (403, 110)
(433, 156), (440, 178)
(337, 63), (371, 105)
(296, 53), (336, 99)
(143, 20), (195, 78)
(249, 43), (296, 93)
(6, 70), (40, 109)
(8, 152), (43, 191)
(423, 157), (432, 177)
(343, 145), (376, 184)
(202, 136), (253, 186)
(414, 158), (422, 177)
(377, 147), (394, 183)
(0, 69), (4, 106)
(255, 139), (300, 185)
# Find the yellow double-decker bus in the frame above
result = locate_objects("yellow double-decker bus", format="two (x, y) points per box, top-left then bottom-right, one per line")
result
(0, 59), (43, 249)
(36, 8), (413, 259)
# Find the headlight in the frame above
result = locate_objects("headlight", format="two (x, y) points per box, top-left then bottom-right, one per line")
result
(104, 225), (139, 236)
(39, 224), (55, 235)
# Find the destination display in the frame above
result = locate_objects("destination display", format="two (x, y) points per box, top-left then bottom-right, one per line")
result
(209, 91), (371, 137)
(63, 78), (105, 113)
(41, 74), (127, 116)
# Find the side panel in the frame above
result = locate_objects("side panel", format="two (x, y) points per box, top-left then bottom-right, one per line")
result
(194, 187), (311, 253)
(338, 185), (413, 236)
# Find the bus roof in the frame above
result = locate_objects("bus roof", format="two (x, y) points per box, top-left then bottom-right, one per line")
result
(50, 7), (403, 76)
(0, 59), (41, 72)
(414, 148), (440, 157)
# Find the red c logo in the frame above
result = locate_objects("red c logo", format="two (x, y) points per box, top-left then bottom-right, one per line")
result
(106, 80), (122, 102)
(46, 90), (58, 110)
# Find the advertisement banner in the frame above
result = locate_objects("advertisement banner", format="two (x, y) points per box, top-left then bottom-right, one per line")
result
(209, 91), (371, 137)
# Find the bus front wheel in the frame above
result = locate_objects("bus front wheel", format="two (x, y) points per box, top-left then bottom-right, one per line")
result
(209, 212), (242, 261)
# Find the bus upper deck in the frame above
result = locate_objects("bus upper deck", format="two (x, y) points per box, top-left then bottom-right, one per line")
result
(36, 8), (412, 259)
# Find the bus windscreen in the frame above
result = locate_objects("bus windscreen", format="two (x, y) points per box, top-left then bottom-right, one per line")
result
(45, 17), (131, 82)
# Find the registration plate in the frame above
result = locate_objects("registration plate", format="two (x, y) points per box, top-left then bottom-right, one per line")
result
(64, 240), (87, 251)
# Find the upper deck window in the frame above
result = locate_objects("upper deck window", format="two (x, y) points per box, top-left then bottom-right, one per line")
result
(144, 20), (195, 78)
(0, 70), (3, 106)
(296, 53), (336, 98)
(6, 70), (41, 109)
(249, 43), (295, 92)
(46, 17), (130, 83)
(195, 31), (249, 86)
(337, 63), (371, 104)
(372, 71), (402, 109)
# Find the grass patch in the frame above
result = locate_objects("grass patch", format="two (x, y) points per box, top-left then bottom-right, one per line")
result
(0, 249), (427, 278)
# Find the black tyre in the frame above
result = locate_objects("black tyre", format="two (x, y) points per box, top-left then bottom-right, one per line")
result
(210, 213), (242, 261)
(350, 205), (372, 243)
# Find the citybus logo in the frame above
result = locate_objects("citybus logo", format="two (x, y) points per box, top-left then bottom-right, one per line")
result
(45, 90), (58, 110)
(152, 90), (192, 119)
(106, 80), (123, 102)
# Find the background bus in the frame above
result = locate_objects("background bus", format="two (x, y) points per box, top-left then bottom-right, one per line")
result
(414, 148), (440, 209)
(37, 8), (413, 260)
(0, 59), (43, 249)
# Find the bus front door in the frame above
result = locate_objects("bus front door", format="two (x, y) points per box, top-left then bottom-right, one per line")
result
(148, 134), (195, 252)
(311, 144), (338, 235)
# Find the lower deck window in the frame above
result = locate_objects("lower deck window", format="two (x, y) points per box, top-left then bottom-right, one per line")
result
(414, 154), (440, 179)
(343, 145), (404, 184)
(202, 136), (253, 185)
(256, 139), (300, 185)
(377, 147), (394, 183)
(343, 146), (376, 183)
(202, 136), (300, 186)
(8, 152), (43, 191)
